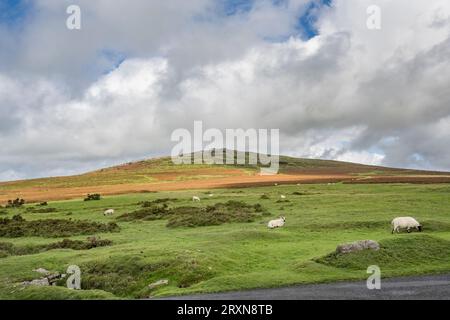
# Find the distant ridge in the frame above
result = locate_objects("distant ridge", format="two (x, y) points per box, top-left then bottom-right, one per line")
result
(1, 150), (449, 203)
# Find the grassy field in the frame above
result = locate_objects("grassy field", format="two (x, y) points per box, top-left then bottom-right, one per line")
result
(1, 182), (450, 299)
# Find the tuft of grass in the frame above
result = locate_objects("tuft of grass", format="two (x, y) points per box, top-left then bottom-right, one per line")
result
(0, 215), (119, 238)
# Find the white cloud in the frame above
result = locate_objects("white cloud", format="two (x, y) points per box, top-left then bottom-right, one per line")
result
(1, 0), (450, 180)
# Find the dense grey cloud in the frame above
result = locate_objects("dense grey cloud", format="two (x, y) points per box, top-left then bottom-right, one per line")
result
(1, 0), (450, 180)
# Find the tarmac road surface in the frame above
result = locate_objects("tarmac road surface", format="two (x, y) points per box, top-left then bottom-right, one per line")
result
(160, 273), (450, 300)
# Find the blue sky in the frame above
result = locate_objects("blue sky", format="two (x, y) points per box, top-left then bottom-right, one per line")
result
(0, 0), (30, 26)
(222, 0), (333, 39)
(0, 0), (331, 38)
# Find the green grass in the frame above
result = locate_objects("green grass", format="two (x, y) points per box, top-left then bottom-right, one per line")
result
(0, 183), (450, 299)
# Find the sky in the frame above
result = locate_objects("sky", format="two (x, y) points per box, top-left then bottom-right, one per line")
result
(1, 0), (450, 181)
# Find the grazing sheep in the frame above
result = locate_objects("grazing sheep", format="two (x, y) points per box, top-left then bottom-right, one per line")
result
(280, 195), (286, 199)
(391, 217), (423, 234)
(268, 216), (286, 229)
(103, 209), (114, 216)
(274, 183), (278, 186)
(209, 194), (214, 197)
(192, 196), (201, 202)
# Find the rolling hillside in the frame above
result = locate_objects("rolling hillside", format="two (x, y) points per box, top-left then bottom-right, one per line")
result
(1, 150), (449, 203)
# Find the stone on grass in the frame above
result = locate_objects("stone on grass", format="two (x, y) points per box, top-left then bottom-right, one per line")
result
(336, 240), (380, 254)
(33, 268), (50, 275)
(148, 279), (169, 289)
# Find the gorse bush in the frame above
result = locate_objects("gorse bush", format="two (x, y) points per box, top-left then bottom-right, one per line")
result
(6, 198), (25, 208)
(0, 238), (112, 258)
(84, 194), (101, 201)
(138, 198), (175, 207)
(118, 203), (170, 221)
(26, 207), (58, 213)
(0, 215), (119, 238)
(118, 200), (271, 228)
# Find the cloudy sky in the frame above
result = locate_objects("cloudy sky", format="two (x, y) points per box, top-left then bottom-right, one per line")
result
(1, 0), (450, 181)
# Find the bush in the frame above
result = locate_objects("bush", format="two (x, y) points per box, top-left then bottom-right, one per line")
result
(46, 238), (112, 250)
(26, 207), (58, 213)
(6, 198), (25, 208)
(0, 238), (112, 258)
(118, 200), (270, 228)
(260, 194), (270, 199)
(84, 194), (101, 201)
(138, 198), (173, 207)
(0, 215), (119, 238)
(118, 203), (170, 221)
(167, 201), (270, 228)
(39, 202), (48, 206)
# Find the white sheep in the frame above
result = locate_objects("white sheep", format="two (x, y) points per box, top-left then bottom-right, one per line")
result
(192, 196), (201, 202)
(280, 195), (286, 199)
(391, 217), (423, 234)
(268, 216), (286, 229)
(103, 209), (114, 216)
(209, 194), (214, 197)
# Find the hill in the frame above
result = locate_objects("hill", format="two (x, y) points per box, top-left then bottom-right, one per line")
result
(1, 150), (449, 203)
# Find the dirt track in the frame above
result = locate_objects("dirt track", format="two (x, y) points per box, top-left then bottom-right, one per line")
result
(2, 172), (450, 203)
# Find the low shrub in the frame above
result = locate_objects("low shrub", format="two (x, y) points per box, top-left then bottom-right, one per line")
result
(138, 198), (174, 207)
(118, 203), (170, 221)
(84, 194), (101, 201)
(26, 207), (58, 213)
(46, 238), (112, 250)
(260, 194), (270, 199)
(167, 201), (270, 228)
(276, 199), (290, 203)
(0, 215), (119, 238)
(118, 200), (270, 228)
(0, 237), (112, 258)
(6, 198), (25, 208)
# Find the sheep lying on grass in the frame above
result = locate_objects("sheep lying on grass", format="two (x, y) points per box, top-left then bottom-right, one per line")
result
(103, 209), (114, 216)
(268, 216), (286, 229)
(391, 217), (422, 234)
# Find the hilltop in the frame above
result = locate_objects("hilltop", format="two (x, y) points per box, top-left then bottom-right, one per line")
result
(1, 150), (449, 203)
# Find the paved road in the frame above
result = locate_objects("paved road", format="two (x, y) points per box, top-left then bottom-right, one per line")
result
(161, 274), (450, 300)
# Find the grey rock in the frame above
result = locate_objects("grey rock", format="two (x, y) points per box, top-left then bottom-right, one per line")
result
(148, 279), (169, 289)
(336, 240), (380, 254)
(33, 268), (50, 275)
(23, 278), (50, 287)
